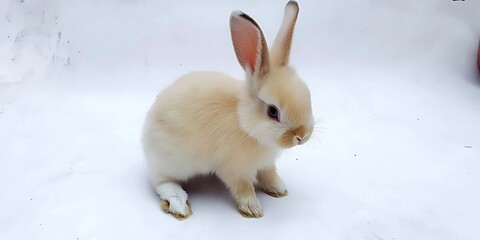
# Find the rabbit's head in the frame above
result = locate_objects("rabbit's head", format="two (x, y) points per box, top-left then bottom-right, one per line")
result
(231, 1), (314, 149)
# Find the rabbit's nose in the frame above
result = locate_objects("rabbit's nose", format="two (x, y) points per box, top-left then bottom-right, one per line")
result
(296, 136), (302, 145)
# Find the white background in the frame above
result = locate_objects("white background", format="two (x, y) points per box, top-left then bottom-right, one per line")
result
(1, 0), (479, 239)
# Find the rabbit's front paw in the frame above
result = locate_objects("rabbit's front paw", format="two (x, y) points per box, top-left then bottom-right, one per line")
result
(238, 197), (263, 218)
(257, 168), (288, 198)
(261, 181), (288, 198)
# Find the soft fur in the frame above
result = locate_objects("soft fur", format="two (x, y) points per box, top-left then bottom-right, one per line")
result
(142, 0), (313, 219)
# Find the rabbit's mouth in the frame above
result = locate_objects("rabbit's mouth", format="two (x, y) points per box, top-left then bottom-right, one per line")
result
(277, 126), (312, 148)
(297, 137), (307, 145)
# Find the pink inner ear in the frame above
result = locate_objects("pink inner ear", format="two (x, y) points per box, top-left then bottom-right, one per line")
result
(231, 16), (259, 73)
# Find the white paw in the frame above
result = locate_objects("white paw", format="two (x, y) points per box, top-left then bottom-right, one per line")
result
(161, 198), (192, 220)
(168, 196), (189, 213)
(156, 183), (192, 220)
(238, 197), (263, 218)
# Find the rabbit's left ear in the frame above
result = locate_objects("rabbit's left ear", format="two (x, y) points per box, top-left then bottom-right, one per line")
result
(272, 1), (299, 67)
(230, 11), (270, 92)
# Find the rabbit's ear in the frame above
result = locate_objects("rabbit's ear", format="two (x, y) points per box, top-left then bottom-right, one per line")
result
(230, 11), (270, 91)
(272, 1), (299, 67)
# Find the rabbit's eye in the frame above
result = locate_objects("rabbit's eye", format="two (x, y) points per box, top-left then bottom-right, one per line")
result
(267, 105), (280, 122)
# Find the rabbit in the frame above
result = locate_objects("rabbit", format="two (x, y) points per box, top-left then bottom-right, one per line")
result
(142, 0), (313, 220)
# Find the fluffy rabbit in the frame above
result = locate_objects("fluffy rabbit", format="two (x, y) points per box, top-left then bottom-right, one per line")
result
(142, 0), (313, 219)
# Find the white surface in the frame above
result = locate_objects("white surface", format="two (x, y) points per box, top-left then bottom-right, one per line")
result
(1, 0), (479, 239)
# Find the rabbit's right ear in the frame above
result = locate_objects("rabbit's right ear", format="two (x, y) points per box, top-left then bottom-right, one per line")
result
(271, 1), (299, 67)
(230, 11), (270, 92)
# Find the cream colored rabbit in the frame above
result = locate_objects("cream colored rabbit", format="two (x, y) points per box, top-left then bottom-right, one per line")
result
(142, 0), (313, 219)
